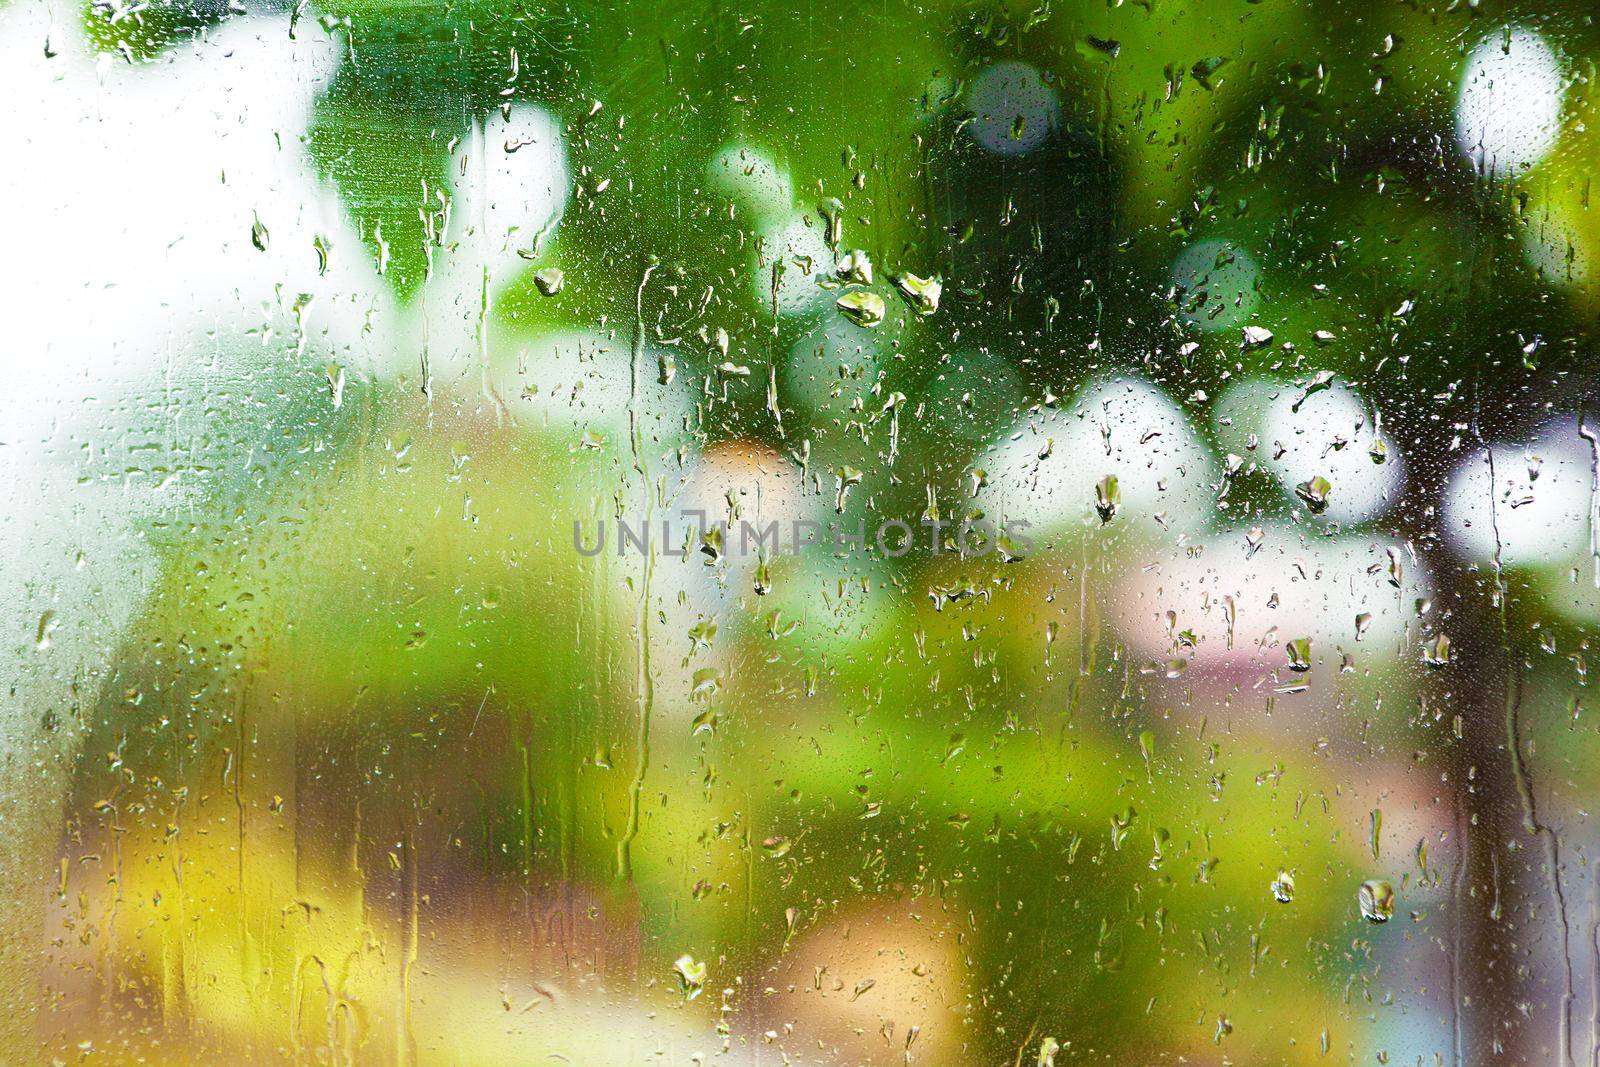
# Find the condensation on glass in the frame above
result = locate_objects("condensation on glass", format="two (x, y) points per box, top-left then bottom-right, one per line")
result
(1, 0), (1598, 1063)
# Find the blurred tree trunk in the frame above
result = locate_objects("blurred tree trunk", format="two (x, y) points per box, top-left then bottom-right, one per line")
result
(1429, 464), (1562, 1063)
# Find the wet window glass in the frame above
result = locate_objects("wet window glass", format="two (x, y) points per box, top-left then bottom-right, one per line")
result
(4, 0), (1600, 1063)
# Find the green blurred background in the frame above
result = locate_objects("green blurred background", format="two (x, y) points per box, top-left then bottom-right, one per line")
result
(3, 0), (1600, 1062)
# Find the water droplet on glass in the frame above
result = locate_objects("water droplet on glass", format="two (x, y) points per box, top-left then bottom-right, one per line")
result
(534, 267), (564, 296)
(1295, 475), (1332, 513)
(836, 250), (873, 285)
(1095, 474), (1120, 523)
(673, 954), (707, 1000)
(1359, 879), (1395, 923)
(1423, 633), (1452, 667)
(893, 272), (942, 316)
(836, 290), (885, 328)
(35, 610), (58, 651)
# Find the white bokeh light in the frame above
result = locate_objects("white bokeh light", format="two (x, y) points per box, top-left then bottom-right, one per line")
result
(981, 376), (1216, 536)
(759, 212), (834, 315)
(964, 60), (1059, 156)
(1111, 526), (1426, 674)
(1443, 429), (1592, 567)
(707, 142), (793, 224)
(604, 440), (821, 723)
(1214, 376), (1403, 525)
(507, 329), (695, 443)
(1456, 26), (1565, 175)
